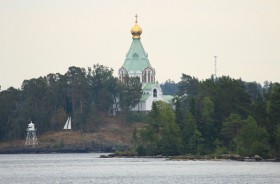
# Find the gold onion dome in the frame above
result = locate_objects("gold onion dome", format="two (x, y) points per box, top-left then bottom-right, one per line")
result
(131, 15), (142, 39)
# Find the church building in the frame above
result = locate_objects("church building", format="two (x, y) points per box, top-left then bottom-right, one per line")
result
(118, 16), (173, 111)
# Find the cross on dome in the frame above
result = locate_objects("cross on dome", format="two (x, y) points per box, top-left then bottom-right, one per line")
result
(135, 14), (138, 23)
(131, 14), (142, 39)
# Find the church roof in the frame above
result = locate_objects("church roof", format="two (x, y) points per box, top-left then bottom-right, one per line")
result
(142, 82), (155, 91)
(140, 94), (150, 101)
(163, 95), (174, 103)
(121, 16), (153, 73)
(122, 38), (153, 72)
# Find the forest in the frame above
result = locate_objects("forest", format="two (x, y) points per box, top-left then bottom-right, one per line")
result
(0, 64), (142, 142)
(0, 65), (279, 158)
(135, 75), (280, 158)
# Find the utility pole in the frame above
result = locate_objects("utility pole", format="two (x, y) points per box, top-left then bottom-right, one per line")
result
(214, 56), (217, 80)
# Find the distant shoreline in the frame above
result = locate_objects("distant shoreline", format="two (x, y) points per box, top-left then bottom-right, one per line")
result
(1, 145), (279, 163)
(100, 153), (280, 162)
(0, 146), (114, 154)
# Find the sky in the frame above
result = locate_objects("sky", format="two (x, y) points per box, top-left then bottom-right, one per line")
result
(0, 0), (279, 90)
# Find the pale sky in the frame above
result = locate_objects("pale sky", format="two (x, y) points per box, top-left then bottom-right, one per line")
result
(0, 0), (279, 90)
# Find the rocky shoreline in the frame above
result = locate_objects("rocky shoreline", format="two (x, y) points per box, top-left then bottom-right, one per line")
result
(0, 144), (126, 154)
(1, 147), (279, 162)
(0, 147), (92, 154)
(100, 153), (280, 162)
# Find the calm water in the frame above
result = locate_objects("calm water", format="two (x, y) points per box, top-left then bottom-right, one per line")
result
(0, 153), (279, 184)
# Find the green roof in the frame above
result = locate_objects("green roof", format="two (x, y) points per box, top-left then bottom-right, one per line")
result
(122, 38), (153, 72)
(163, 95), (174, 103)
(140, 94), (150, 101)
(142, 83), (155, 90)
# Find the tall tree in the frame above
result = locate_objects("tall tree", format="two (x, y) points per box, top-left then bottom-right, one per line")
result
(221, 113), (243, 151)
(21, 77), (50, 133)
(160, 79), (178, 95)
(0, 87), (21, 141)
(137, 101), (182, 155)
(118, 76), (142, 115)
(267, 83), (280, 133)
(237, 116), (270, 157)
(182, 112), (202, 154)
(274, 124), (280, 157)
(178, 74), (199, 97)
(199, 97), (215, 153)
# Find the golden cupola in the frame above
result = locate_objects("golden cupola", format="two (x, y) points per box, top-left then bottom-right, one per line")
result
(131, 14), (142, 39)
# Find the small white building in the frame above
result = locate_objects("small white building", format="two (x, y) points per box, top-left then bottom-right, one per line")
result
(25, 121), (38, 146)
(27, 122), (35, 131)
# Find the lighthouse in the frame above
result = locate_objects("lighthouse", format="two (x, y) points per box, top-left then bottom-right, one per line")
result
(25, 121), (38, 146)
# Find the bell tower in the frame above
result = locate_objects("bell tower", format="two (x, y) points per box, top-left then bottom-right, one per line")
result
(118, 15), (155, 83)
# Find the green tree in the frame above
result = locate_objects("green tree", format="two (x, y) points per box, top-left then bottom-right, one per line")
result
(137, 101), (182, 155)
(91, 64), (115, 104)
(182, 112), (201, 154)
(213, 76), (251, 124)
(160, 79), (178, 95)
(200, 97), (215, 153)
(221, 113), (243, 151)
(21, 77), (50, 133)
(274, 124), (280, 157)
(267, 83), (280, 133)
(0, 88), (23, 141)
(118, 76), (142, 115)
(237, 116), (270, 157)
(244, 82), (263, 104)
(65, 66), (88, 119)
(159, 101), (182, 155)
(178, 74), (199, 97)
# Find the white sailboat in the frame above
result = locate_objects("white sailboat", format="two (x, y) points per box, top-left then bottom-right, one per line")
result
(63, 117), (71, 130)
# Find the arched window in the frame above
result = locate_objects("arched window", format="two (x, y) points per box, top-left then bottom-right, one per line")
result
(119, 68), (127, 83)
(153, 89), (157, 98)
(143, 71), (147, 83)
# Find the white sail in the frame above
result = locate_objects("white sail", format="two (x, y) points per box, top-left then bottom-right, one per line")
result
(68, 117), (71, 130)
(63, 117), (69, 129)
(63, 117), (71, 130)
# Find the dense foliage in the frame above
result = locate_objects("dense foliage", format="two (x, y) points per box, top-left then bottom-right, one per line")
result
(0, 64), (142, 141)
(133, 75), (280, 158)
(1, 67), (279, 158)
(160, 79), (178, 96)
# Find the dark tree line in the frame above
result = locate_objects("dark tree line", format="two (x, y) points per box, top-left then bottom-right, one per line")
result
(1, 68), (280, 157)
(134, 75), (280, 158)
(0, 64), (142, 142)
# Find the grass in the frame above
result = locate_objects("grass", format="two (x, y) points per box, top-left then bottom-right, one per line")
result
(0, 116), (146, 150)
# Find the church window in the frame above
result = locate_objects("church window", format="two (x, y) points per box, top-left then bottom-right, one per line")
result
(153, 89), (157, 98)
(143, 71), (147, 83)
(133, 53), (139, 59)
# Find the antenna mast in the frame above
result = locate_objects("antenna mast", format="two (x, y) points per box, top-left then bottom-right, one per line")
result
(214, 56), (217, 80)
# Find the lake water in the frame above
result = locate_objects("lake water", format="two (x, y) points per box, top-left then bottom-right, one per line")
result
(0, 153), (279, 184)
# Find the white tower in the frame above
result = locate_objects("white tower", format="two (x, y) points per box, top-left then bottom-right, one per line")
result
(25, 121), (38, 146)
